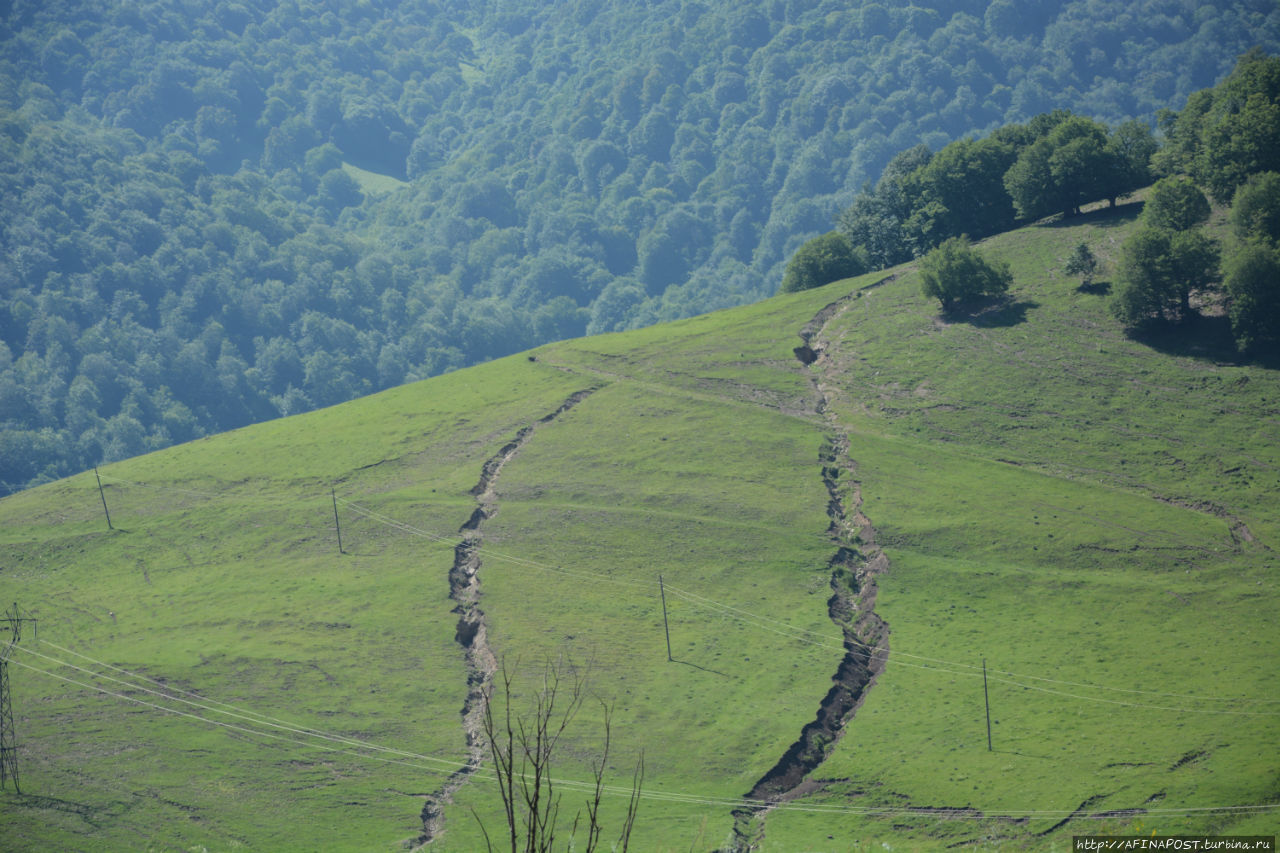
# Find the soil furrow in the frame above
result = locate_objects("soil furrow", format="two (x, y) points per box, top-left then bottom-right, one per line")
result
(416, 389), (595, 847)
(730, 291), (891, 850)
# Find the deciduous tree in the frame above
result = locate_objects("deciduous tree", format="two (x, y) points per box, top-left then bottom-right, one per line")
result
(779, 232), (867, 294)
(1004, 114), (1117, 220)
(1112, 227), (1219, 326)
(1065, 243), (1100, 288)
(1143, 176), (1211, 231)
(919, 237), (1012, 313)
(476, 659), (642, 853)
(1225, 243), (1280, 354)
(1230, 171), (1280, 244)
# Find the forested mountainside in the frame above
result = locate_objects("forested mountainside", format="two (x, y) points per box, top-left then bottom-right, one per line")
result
(3, 0), (1279, 493)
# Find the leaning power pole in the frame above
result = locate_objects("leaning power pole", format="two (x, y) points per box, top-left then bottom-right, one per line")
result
(94, 467), (113, 531)
(659, 575), (673, 662)
(331, 488), (344, 555)
(982, 657), (993, 752)
(1, 602), (36, 792)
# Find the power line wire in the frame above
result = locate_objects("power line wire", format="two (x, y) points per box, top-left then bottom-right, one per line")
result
(15, 656), (1278, 821)
(663, 585), (1280, 711)
(8, 657), (464, 779)
(20, 644), (470, 771)
(339, 499), (654, 590)
(84, 476), (1280, 713)
(28, 633), (1278, 811)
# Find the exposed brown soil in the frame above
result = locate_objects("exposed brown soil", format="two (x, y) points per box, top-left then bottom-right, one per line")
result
(1034, 795), (1111, 836)
(415, 389), (595, 847)
(729, 292), (891, 851)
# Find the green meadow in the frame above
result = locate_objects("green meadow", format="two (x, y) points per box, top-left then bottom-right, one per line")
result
(2, 205), (1277, 851)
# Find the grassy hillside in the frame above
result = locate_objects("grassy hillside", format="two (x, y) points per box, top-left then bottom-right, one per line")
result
(1, 204), (1277, 851)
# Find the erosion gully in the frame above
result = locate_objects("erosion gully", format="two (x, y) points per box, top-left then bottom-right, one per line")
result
(416, 389), (595, 847)
(730, 292), (891, 851)
(413, 290), (889, 850)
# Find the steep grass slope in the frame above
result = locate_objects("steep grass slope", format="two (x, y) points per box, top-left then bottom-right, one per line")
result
(1, 204), (1277, 851)
(756, 205), (1280, 849)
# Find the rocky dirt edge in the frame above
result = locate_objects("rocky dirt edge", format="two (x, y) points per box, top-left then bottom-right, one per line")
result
(414, 389), (596, 848)
(743, 282), (1181, 847)
(730, 290), (891, 851)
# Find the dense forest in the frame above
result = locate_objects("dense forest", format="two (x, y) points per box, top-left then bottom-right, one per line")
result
(3, 0), (1279, 493)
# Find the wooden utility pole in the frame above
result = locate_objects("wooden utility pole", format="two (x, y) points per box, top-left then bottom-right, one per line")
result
(94, 467), (113, 530)
(983, 657), (993, 752)
(331, 489), (344, 554)
(659, 575), (672, 662)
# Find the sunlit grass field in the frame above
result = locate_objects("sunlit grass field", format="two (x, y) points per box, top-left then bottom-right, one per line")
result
(1, 204), (1277, 851)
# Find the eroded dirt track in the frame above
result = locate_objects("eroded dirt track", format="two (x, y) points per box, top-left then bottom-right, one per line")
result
(732, 291), (891, 851)
(416, 389), (595, 847)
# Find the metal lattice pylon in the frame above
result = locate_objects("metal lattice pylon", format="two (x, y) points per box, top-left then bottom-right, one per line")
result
(0, 656), (17, 792)
(0, 602), (29, 793)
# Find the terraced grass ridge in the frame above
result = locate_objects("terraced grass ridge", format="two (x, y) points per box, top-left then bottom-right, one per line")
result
(2, 201), (1277, 851)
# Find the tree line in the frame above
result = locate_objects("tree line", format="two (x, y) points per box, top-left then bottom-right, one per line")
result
(782, 50), (1280, 356)
(1118, 49), (1280, 354)
(781, 108), (1155, 292)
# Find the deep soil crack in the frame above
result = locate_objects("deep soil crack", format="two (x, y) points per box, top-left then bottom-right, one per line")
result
(730, 291), (890, 851)
(415, 389), (595, 847)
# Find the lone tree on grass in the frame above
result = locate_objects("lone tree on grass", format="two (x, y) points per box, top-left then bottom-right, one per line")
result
(1065, 243), (1100, 288)
(919, 236), (1013, 313)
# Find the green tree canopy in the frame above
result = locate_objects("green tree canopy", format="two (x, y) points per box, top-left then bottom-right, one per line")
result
(900, 134), (1021, 251)
(3, 3), (1279, 493)
(1106, 119), (1159, 202)
(1142, 175), (1211, 231)
(779, 232), (868, 294)
(1003, 114), (1121, 220)
(1064, 243), (1100, 287)
(1112, 227), (1220, 326)
(918, 237), (1012, 313)
(1158, 49), (1280, 203)
(1230, 171), (1280, 244)
(838, 143), (934, 270)
(837, 112), (1156, 273)
(1225, 243), (1280, 354)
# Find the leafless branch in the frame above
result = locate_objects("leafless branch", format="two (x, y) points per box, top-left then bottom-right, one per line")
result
(476, 656), (643, 852)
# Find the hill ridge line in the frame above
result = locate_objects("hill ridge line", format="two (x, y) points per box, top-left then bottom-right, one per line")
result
(416, 388), (597, 847)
